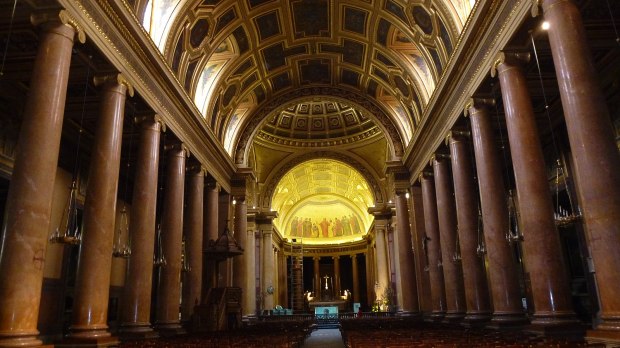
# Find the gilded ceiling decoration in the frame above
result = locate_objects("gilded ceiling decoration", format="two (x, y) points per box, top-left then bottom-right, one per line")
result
(138, 0), (474, 159)
(270, 159), (375, 245)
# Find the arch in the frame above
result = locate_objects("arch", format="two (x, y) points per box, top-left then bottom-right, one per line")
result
(260, 151), (386, 212)
(233, 87), (405, 165)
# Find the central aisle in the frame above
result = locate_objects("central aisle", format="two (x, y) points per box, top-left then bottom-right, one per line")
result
(302, 328), (345, 348)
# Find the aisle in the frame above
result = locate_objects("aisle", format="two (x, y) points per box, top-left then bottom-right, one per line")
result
(302, 328), (345, 348)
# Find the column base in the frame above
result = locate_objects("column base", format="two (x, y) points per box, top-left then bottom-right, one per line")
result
(486, 312), (529, 330)
(425, 311), (446, 322)
(526, 321), (585, 340)
(118, 323), (159, 341)
(0, 332), (43, 348)
(56, 336), (119, 348)
(587, 328), (620, 347)
(154, 322), (186, 337)
(461, 312), (492, 327)
(396, 311), (423, 319)
(443, 311), (466, 323)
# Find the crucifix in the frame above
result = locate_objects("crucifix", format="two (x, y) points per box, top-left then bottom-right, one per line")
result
(323, 275), (330, 290)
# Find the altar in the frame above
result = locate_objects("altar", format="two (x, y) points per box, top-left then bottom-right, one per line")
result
(307, 275), (350, 312)
(309, 300), (347, 311)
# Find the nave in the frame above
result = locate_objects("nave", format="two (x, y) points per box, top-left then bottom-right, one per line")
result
(116, 317), (605, 348)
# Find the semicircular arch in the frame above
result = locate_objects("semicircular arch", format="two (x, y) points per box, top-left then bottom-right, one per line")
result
(233, 87), (405, 166)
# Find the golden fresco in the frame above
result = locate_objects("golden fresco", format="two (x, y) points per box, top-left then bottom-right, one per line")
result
(271, 159), (375, 245)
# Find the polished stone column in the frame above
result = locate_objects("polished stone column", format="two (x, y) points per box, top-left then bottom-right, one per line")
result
(203, 182), (219, 291)
(373, 220), (390, 304)
(68, 74), (133, 343)
(394, 191), (420, 316)
(243, 212), (257, 318)
(262, 230), (275, 310)
(420, 172), (447, 319)
(466, 98), (527, 326)
(181, 165), (205, 322)
(365, 251), (374, 304)
(232, 197), (248, 305)
(410, 185), (432, 313)
(541, 0), (620, 337)
(433, 155), (466, 321)
(155, 144), (188, 334)
(351, 254), (360, 304)
(448, 132), (491, 324)
(314, 257), (321, 296)
(0, 11), (83, 347)
(119, 115), (164, 338)
(334, 256), (341, 296)
(494, 52), (577, 329)
(232, 197), (247, 289)
(279, 251), (288, 307)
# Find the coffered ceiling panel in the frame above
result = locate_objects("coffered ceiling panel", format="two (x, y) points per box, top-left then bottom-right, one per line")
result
(139, 0), (472, 158)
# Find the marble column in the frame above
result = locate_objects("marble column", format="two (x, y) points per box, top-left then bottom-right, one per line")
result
(243, 212), (257, 318)
(155, 144), (188, 334)
(0, 11), (83, 347)
(366, 251), (375, 304)
(279, 251), (288, 308)
(68, 74), (133, 343)
(420, 172), (446, 319)
(373, 219), (390, 306)
(467, 99), (527, 326)
(262, 230), (275, 310)
(541, 0), (620, 337)
(410, 185), (432, 313)
(351, 254), (360, 304)
(333, 256), (341, 297)
(181, 165), (205, 322)
(232, 197), (247, 289)
(203, 182), (219, 291)
(493, 52), (577, 329)
(394, 191), (420, 315)
(433, 155), (467, 321)
(232, 197), (248, 307)
(448, 131), (492, 324)
(119, 115), (164, 338)
(314, 257), (321, 296)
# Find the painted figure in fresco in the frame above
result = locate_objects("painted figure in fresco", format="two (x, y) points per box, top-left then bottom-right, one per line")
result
(320, 218), (330, 238)
(334, 217), (343, 237)
(342, 215), (351, 235)
(303, 218), (312, 238)
(312, 223), (319, 238)
(290, 216), (299, 236)
(297, 218), (304, 238)
(351, 214), (362, 234)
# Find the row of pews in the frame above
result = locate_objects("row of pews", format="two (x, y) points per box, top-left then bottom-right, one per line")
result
(340, 318), (594, 348)
(120, 319), (315, 348)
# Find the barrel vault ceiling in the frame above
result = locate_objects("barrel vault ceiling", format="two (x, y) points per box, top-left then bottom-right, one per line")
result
(132, 0), (474, 181)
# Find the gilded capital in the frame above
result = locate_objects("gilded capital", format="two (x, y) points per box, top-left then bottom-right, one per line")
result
(31, 9), (86, 44)
(164, 142), (190, 157)
(491, 51), (531, 78)
(187, 164), (207, 176)
(445, 130), (471, 145)
(94, 73), (135, 97)
(135, 114), (167, 132)
(417, 171), (433, 183)
(463, 97), (495, 117)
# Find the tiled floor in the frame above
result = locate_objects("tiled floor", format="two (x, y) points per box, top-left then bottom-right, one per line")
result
(302, 328), (346, 348)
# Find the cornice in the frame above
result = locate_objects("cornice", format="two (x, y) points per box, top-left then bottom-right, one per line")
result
(58, 0), (236, 192)
(281, 239), (369, 258)
(403, 0), (532, 185)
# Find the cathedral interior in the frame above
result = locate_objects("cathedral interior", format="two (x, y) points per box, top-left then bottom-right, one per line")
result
(0, 0), (619, 347)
